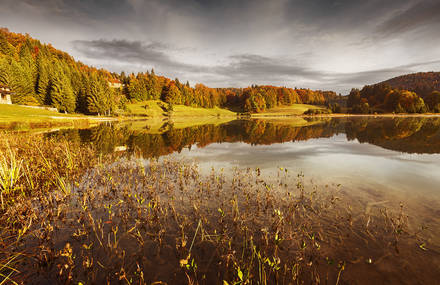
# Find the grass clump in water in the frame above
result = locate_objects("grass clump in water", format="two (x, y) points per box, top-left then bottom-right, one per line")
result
(0, 133), (438, 284)
(0, 146), (22, 210)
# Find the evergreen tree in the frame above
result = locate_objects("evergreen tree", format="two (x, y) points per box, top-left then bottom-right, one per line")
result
(86, 75), (114, 115)
(0, 33), (15, 57)
(36, 55), (50, 104)
(50, 71), (76, 113)
(0, 57), (11, 86)
(10, 59), (35, 104)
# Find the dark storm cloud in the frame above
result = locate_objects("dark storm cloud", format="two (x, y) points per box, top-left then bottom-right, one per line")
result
(72, 37), (440, 91)
(377, 0), (440, 36)
(73, 39), (328, 84)
(335, 60), (440, 85)
(215, 54), (326, 81)
(7, 0), (134, 20)
(72, 39), (207, 73)
(2, 0), (440, 92)
(73, 39), (173, 66)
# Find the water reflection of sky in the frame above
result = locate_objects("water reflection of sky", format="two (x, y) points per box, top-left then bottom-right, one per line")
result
(165, 134), (440, 200)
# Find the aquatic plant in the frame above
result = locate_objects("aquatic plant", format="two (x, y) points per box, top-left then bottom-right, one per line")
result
(0, 146), (22, 210)
(0, 132), (438, 284)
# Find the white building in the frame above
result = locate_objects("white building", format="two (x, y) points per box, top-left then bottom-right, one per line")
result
(108, 79), (123, 89)
(0, 85), (12, 104)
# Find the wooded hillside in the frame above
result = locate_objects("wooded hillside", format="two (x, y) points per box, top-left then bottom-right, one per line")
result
(0, 28), (337, 115)
(379, 72), (440, 99)
(347, 72), (440, 114)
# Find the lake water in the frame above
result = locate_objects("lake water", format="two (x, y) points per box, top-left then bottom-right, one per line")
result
(7, 115), (440, 283)
(47, 117), (440, 194)
(46, 116), (440, 228)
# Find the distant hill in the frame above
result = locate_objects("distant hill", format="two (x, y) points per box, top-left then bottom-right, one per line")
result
(348, 71), (440, 114)
(378, 72), (440, 99)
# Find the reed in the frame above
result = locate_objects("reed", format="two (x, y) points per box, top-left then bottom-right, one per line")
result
(0, 132), (437, 284)
(0, 146), (22, 210)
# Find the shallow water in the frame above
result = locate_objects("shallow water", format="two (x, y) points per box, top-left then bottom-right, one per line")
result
(45, 116), (440, 199)
(41, 117), (440, 223)
(4, 116), (440, 283)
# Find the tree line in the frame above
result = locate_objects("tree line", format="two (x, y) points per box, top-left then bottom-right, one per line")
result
(0, 28), (125, 114)
(0, 28), (337, 115)
(347, 84), (440, 114)
(120, 71), (338, 112)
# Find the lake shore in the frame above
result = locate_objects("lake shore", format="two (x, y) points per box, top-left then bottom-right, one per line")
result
(301, 113), (440, 118)
(0, 102), (238, 130)
(250, 113), (440, 119)
(3, 101), (440, 132)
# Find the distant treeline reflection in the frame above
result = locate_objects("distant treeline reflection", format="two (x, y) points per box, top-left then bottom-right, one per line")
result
(47, 117), (440, 156)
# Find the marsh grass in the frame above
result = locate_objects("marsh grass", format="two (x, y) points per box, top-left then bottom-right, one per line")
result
(0, 146), (22, 210)
(0, 133), (438, 284)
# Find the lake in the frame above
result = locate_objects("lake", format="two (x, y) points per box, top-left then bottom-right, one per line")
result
(5, 116), (440, 283)
(45, 116), (440, 243)
(48, 116), (440, 199)
(51, 115), (440, 234)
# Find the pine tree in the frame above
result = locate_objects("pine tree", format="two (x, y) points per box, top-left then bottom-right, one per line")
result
(86, 74), (104, 114)
(10, 59), (35, 104)
(0, 57), (11, 86)
(86, 75), (114, 115)
(19, 39), (38, 94)
(50, 71), (76, 113)
(0, 33), (14, 57)
(76, 73), (91, 113)
(36, 55), (50, 104)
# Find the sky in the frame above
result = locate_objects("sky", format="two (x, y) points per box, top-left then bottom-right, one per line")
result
(1, 0), (440, 93)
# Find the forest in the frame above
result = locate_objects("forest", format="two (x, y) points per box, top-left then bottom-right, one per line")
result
(380, 72), (440, 99)
(347, 83), (440, 114)
(0, 28), (337, 115)
(3, 28), (440, 116)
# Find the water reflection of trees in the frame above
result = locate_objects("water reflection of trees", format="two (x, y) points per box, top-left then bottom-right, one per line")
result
(345, 117), (440, 153)
(47, 117), (440, 156)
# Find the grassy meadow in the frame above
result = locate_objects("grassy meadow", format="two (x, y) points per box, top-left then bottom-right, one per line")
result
(0, 104), (113, 130)
(251, 104), (328, 117)
(0, 101), (332, 132)
(126, 100), (237, 118)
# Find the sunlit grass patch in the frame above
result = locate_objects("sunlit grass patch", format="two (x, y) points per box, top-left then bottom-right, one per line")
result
(252, 104), (328, 117)
(126, 100), (237, 118)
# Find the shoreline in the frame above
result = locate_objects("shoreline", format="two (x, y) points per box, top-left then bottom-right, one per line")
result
(254, 113), (440, 119)
(2, 108), (440, 131)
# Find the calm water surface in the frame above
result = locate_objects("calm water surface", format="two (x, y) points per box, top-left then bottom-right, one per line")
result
(47, 116), (440, 211)
(9, 116), (440, 284)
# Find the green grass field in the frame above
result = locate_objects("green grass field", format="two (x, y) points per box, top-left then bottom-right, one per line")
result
(126, 100), (167, 117)
(126, 100), (237, 118)
(0, 104), (110, 130)
(251, 104), (327, 117)
(0, 104), (80, 122)
(0, 102), (327, 131)
(172, 105), (236, 117)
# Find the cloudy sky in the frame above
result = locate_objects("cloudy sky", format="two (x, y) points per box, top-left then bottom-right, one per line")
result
(1, 0), (440, 93)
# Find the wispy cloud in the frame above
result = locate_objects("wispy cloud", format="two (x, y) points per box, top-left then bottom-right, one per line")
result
(72, 37), (440, 92)
(376, 0), (440, 37)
